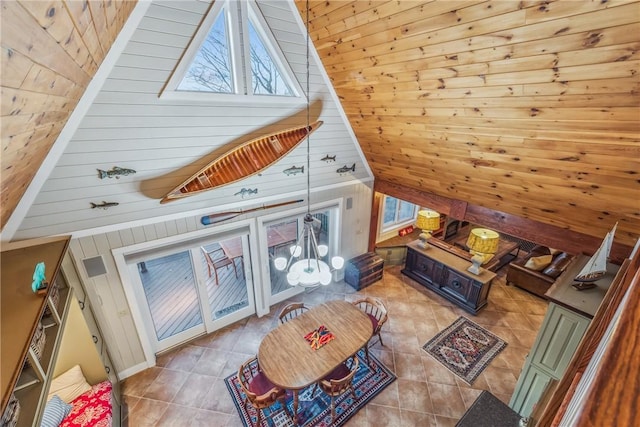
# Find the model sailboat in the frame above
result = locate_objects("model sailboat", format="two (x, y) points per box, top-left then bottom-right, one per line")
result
(574, 222), (618, 284)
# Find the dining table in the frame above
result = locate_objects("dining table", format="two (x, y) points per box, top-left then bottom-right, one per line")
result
(257, 300), (373, 424)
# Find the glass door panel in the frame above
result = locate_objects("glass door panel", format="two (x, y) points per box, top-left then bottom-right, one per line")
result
(266, 209), (334, 300)
(199, 236), (250, 320)
(267, 219), (300, 297)
(137, 250), (205, 351)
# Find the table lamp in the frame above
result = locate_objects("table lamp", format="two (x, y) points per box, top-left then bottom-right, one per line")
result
(415, 210), (441, 249)
(466, 228), (499, 275)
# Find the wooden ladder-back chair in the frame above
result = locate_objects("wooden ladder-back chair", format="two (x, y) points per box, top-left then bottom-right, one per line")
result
(201, 246), (237, 286)
(352, 297), (388, 364)
(278, 302), (309, 324)
(237, 356), (290, 426)
(313, 356), (359, 422)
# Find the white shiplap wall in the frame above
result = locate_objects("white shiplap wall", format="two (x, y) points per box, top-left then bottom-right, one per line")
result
(14, 0), (372, 240)
(66, 182), (373, 375)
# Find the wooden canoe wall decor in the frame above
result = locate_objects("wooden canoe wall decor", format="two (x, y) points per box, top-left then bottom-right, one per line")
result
(160, 121), (322, 203)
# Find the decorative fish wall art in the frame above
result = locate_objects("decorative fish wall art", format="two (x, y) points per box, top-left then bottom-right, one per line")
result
(97, 166), (136, 179)
(321, 154), (336, 162)
(234, 188), (258, 198)
(283, 165), (304, 176)
(336, 163), (356, 174)
(90, 201), (119, 209)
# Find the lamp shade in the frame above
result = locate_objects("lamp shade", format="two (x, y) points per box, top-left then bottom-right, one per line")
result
(416, 210), (440, 231)
(466, 228), (500, 254)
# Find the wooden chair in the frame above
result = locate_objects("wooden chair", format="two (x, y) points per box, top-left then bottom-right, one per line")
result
(237, 356), (290, 426)
(278, 302), (309, 324)
(313, 356), (359, 422)
(201, 246), (237, 285)
(352, 297), (388, 364)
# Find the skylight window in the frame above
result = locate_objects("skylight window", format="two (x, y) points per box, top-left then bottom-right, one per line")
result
(163, 0), (300, 102)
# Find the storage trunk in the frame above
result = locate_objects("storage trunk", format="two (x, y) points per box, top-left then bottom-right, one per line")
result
(345, 252), (384, 290)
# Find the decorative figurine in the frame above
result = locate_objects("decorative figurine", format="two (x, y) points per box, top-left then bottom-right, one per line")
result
(97, 166), (136, 179)
(283, 165), (304, 176)
(32, 262), (47, 294)
(336, 163), (356, 174)
(90, 201), (119, 209)
(234, 188), (258, 198)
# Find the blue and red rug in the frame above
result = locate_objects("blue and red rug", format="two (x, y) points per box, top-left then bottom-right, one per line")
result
(225, 349), (395, 426)
(422, 316), (507, 385)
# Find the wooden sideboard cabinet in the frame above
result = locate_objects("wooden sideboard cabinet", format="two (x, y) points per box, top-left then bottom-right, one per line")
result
(401, 241), (496, 314)
(509, 255), (620, 418)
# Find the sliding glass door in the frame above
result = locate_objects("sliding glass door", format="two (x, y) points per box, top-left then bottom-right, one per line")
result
(126, 233), (255, 354)
(265, 206), (339, 304)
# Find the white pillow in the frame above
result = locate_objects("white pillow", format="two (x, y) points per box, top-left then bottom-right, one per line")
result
(47, 365), (92, 403)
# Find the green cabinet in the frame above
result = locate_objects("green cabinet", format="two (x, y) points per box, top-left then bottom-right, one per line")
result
(509, 302), (590, 418)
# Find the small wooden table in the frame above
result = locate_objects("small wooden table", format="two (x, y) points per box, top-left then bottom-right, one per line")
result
(267, 221), (298, 254)
(258, 300), (372, 423)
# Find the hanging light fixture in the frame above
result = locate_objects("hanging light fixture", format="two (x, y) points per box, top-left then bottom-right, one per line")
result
(273, 0), (344, 287)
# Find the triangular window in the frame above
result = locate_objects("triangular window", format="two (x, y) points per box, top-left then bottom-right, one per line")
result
(177, 9), (234, 94)
(247, 19), (293, 96)
(162, 0), (300, 102)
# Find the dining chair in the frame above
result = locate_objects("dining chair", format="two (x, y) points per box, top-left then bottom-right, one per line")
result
(201, 246), (237, 286)
(313, 356), (359, 422)
(352, 297), (388, 364)
(278, 302), (309, 324)
(237, 356), (290, 426)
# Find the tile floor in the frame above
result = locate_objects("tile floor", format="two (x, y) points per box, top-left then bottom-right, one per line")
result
(121, 264), (548, 426)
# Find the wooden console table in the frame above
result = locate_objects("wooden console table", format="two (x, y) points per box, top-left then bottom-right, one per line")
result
(402, 241), (496, 314)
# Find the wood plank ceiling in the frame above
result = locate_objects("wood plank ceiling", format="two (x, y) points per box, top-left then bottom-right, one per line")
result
(295, 0), (640, 249)
(1, 0), (137, 229)
(1, 0), (639, 250)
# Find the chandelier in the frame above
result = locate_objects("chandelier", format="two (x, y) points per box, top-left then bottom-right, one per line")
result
(272, 0), (344, 287)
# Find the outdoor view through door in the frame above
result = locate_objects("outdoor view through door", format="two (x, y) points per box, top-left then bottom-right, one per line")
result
(267, 209), (331, 297)
(132, 234), (252, 353)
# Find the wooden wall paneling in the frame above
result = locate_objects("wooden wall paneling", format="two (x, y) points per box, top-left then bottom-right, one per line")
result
(87, 0), (112, 54)
(64, 0), (106, 63)
(2, 87), (75, 117)
(19, 1), (98, 76)
(2, 2), (91, 85)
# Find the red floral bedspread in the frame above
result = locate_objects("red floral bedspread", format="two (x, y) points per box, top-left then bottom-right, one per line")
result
(61, 381), (112, 427)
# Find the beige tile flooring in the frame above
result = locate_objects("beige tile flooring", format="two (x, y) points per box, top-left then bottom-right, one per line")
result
(122, 264), (547, 426)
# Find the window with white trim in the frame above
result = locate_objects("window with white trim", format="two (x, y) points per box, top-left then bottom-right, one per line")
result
(381, 196), (418, 232)
(162, 0), (300, 102)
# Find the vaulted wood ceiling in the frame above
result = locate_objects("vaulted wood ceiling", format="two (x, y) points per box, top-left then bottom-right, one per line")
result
(296, 0), (640, 249)
(2, 0), (639, 249)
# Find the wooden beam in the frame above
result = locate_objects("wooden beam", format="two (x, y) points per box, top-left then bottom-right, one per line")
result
(368, 191), (382, 252)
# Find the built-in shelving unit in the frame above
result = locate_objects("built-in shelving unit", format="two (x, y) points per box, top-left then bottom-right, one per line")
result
(1, 235), (71, 426)
(1, 235), (123, 426)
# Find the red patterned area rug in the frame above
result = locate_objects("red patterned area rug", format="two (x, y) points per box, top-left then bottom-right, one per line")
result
(225, 349), (395, 426)
(422, 316), (507, 385)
